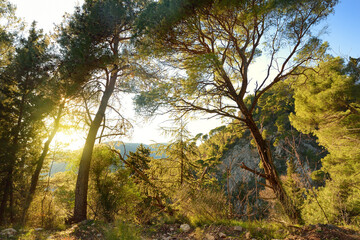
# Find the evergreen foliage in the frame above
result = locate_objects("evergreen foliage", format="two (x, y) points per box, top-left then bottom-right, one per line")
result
(0, 23), (58, 224)
(88, 145), (141, 222)
(290, 57), (360, 224)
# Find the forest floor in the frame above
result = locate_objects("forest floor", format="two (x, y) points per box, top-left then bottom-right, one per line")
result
(2, 220), (360, 239)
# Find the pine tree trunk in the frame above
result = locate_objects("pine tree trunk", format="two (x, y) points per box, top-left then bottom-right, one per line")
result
(180, 140), (184, 185)
(21, 101), (65, 224)
(71, 71), (118, 223)
(245, 115), (301, 223)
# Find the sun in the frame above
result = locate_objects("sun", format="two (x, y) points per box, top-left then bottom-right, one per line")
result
(51, 131), (85, 151)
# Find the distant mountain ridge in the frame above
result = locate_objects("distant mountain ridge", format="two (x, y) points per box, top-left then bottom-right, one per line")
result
(49, 142), (162, 176)
(108, 142), (161, 159)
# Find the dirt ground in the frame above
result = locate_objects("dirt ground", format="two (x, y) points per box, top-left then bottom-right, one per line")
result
(70, 222), (360, 240)
(137, 223), (360, 240)
(285, 224), (360, 240)
(5, 221), (360, 239)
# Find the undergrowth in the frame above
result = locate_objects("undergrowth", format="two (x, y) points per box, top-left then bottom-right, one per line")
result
(105, 221), (142, 240)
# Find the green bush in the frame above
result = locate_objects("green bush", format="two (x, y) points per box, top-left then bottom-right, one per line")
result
(88, 145), (142, 222)
(302, 179), (360, 225)
(105, 221), (141, 240)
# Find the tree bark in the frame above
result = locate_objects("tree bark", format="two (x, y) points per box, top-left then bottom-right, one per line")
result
(70, 70), (118, 223)
(244, 114), (301, 223)
(21, 100), (65, 224)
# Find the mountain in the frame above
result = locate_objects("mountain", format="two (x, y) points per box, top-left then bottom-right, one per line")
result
(49, 142), (163, 176)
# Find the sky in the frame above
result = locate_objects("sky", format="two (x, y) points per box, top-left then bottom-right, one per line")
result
(8, 0), (360, 145)
(324, 0), (360, 57)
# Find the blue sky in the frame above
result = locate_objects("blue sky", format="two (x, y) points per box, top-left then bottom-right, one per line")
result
(324, 0), (360, 57)
(9, 0), (360, 144)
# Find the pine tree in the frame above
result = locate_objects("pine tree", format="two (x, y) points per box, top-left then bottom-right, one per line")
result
(290, 57), (360, 223)
(135, 0), (338, 222)
(0, 23), (56, 224)
(59, 0), (145, 223)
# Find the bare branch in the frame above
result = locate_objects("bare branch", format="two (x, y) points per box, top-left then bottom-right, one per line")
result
(239, 162), (268, 179)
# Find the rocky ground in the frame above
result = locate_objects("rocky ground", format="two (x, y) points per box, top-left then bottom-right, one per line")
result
(1, 221), (360, 239)
(141, 224), (360, 240)
(285, 224), (360, 240)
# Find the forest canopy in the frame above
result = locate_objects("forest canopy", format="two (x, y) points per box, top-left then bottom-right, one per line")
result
(0, 0), (359, 238)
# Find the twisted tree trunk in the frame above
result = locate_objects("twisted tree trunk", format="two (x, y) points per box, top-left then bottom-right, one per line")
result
(244, 115), (301, 223)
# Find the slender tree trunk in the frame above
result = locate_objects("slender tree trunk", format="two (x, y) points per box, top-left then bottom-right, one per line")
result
(244, 115), (301, 223)
(180, 140), (184, 185)
(21, 101), (65, 224)
(9, 177), (14, 223)
(71, 71), (118, 223)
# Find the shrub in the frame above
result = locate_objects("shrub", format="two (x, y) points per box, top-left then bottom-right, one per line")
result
(173, 185), (229, 226)
(105, 221), (141, 240)
(302, 179), (360, 225)
(88, 145), (142, 222)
